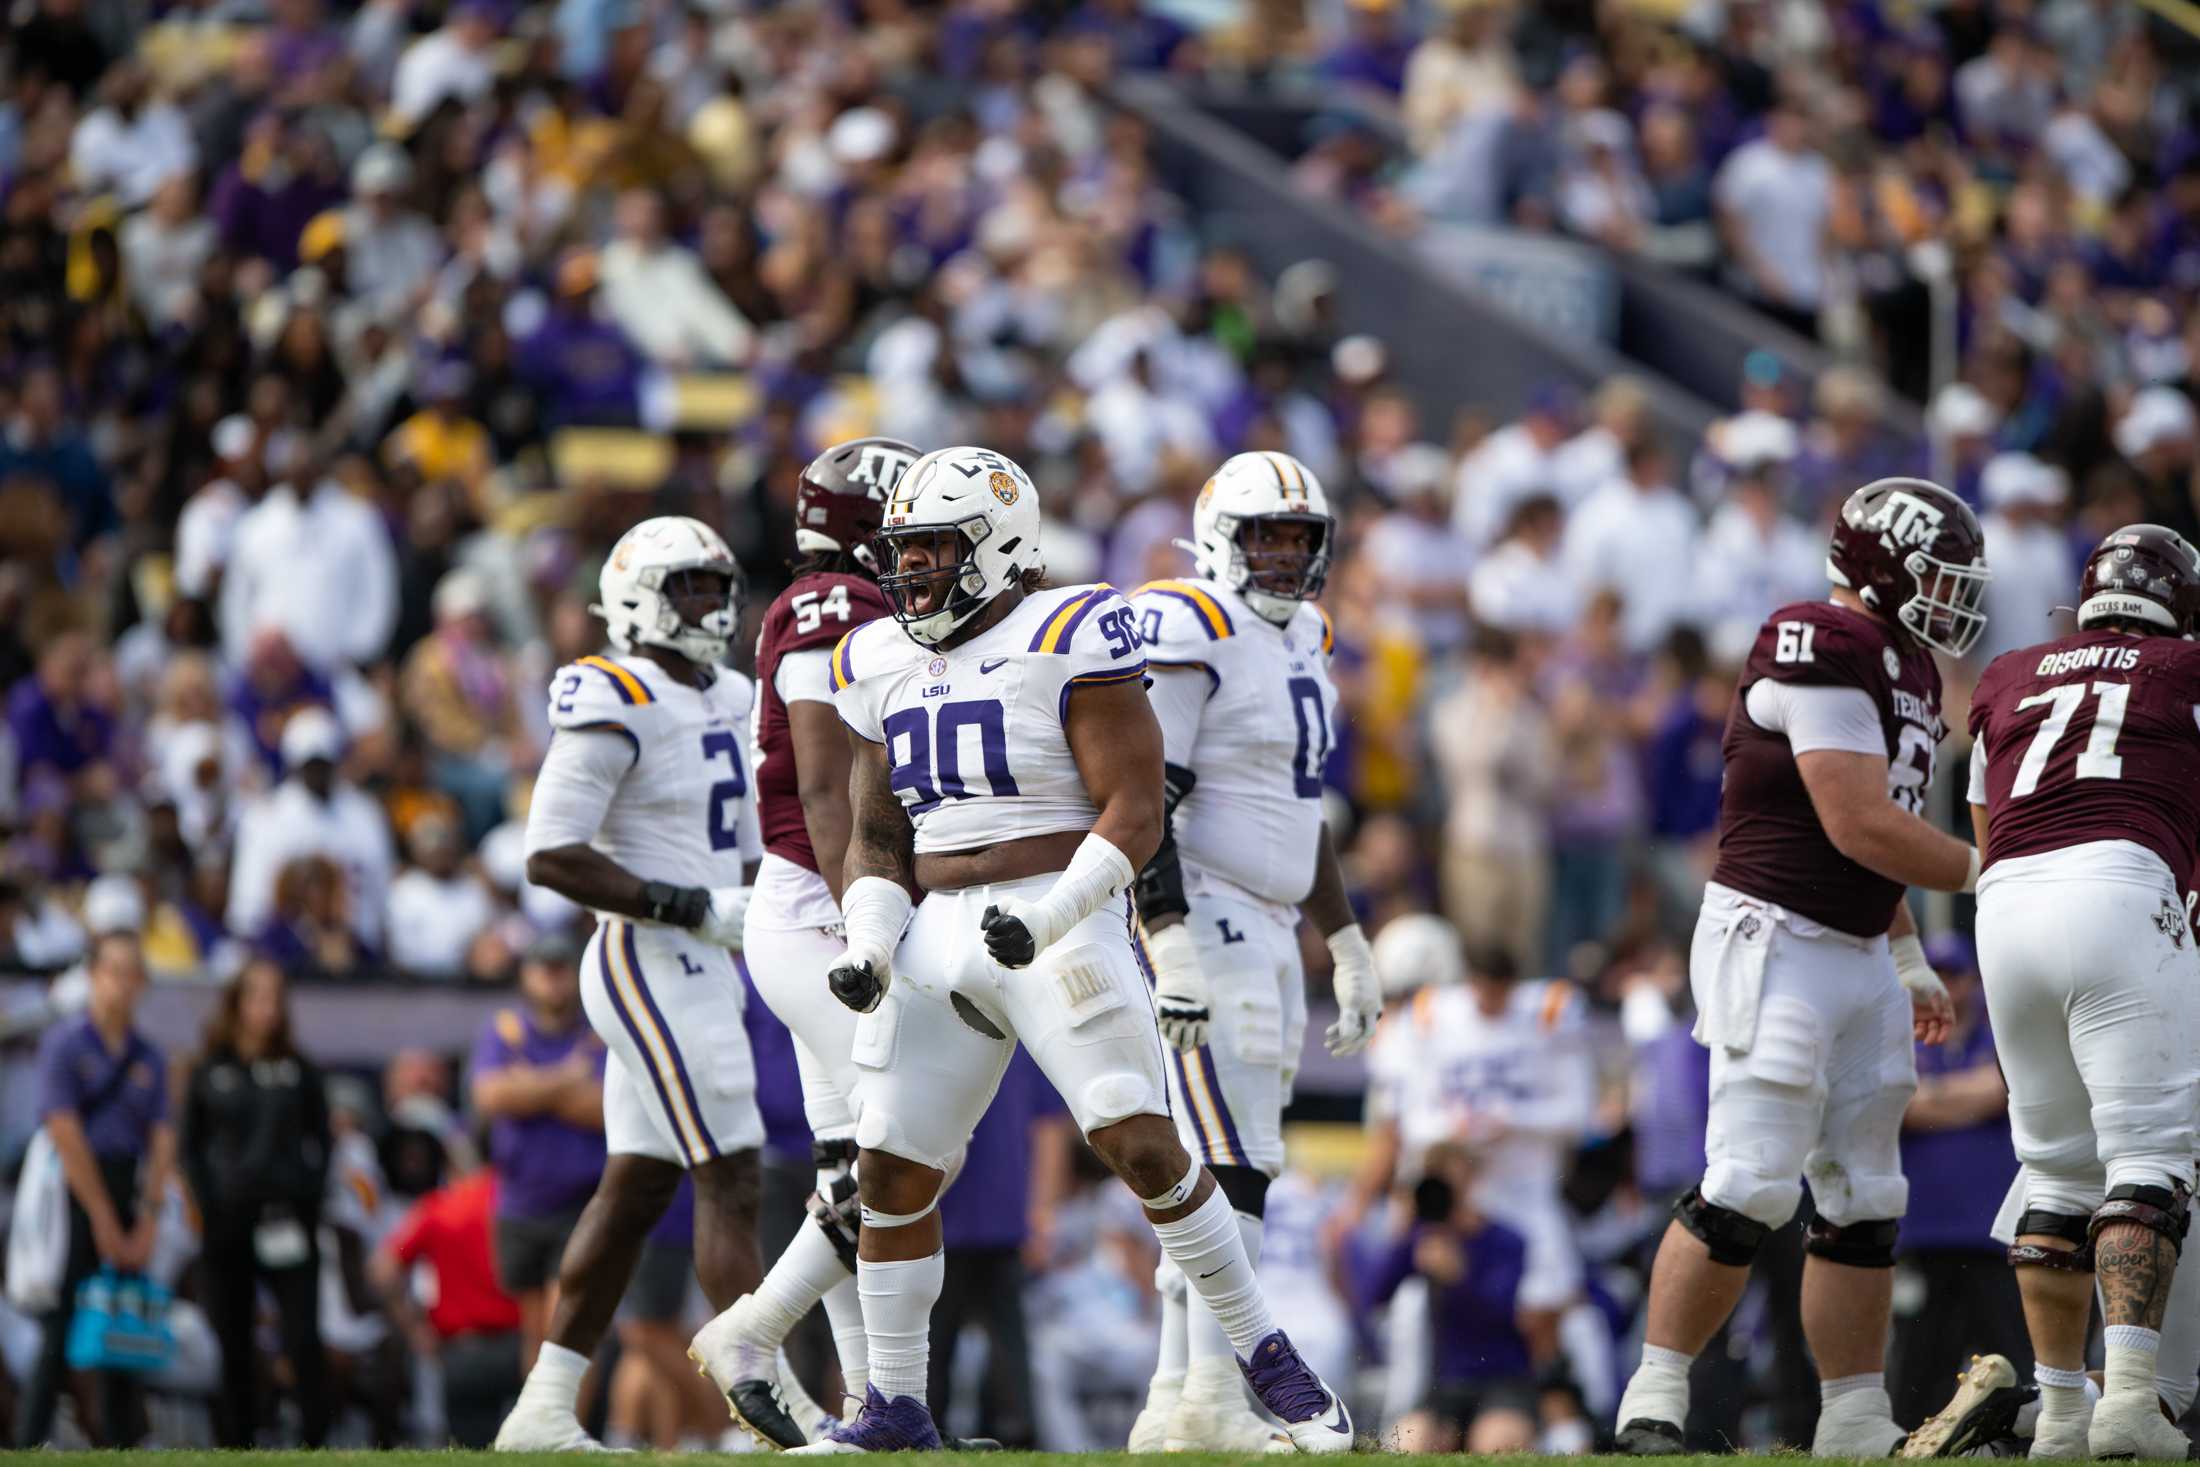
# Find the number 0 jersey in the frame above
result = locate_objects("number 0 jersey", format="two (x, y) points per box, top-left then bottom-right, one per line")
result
(1133, 578), (1338, 906)
(831, 583), (1148, 856)
(532, 651), (761, 892)
(1968, 630), (2200, 884)
(1708, 600), (1944, 939)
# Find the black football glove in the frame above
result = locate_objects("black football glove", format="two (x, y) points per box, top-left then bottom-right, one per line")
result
(829, 958), (888, 1014)
(640, 881), (711, 928)
(980, 905), (1037, 968)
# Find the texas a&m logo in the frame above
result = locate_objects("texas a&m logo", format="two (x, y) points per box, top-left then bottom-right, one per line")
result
(845, 443), (918, 502)
(1864, 490), (1947, 555)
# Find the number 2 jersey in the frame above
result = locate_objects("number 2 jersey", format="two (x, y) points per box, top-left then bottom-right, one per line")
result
(831, 583), (1148, 854)
(1968, 630), (2200, 885)
(527, 650), (760, 897)
(1133, 577), (1338, 905)
(750, 571), (893, 926)
(1708, 599), (1944, 938)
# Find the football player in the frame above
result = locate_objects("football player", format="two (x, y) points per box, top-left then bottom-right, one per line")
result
(686, 438), (920, 1447)
(1124, 450), (1382, 1452)
(1956, 524), (2200, 1460)
(494, 517), (768, 1452)
(1614, 478), (1989, 1458)
(790, 445), (1352, 1454)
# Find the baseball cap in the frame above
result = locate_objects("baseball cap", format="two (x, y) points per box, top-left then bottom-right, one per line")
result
(83, 873), (146, 937)
(279, 706), (344, 770)
(1980, 452), (2067, 510)
(2115, 387), (2198, 460)
(1928, 382), (1999, 441)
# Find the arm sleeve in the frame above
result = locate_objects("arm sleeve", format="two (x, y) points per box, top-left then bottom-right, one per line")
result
(1744, 678), (1886, 756)
(774, 647), (837, 706)
(524, 728), (633, 855)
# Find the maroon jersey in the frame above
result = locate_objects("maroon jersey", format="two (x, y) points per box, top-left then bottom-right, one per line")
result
(752, 572), (892, 871)
(1708, 600), (1946, 938)
(1969, 630), (2200, 883)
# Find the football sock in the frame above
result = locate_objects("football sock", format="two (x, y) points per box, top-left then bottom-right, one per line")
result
(858, 1251), (943, 1405)
(2104, 1324), (2162, 1399)
(1154, 1258), (1189, 1377)
(1188, 1213), (1264, 1364)
(516, 1341), (588, 1414)
(1150, 1189), (1274, 1356)
(2035, 1362), (2091, 1429)
(1821, 1371), (1885, 1407)
(822, 1275), (870, 1400)
(743, 1221), (853, 1376)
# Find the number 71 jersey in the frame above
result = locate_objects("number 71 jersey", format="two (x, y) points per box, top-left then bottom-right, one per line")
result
(544, 651), (760, 888)
(1708, 599), (1943, 939)
(832, 583), (1149, 855)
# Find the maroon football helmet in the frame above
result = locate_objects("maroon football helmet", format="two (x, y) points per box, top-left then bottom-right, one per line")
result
(2077, 523), (2200, 636)
(796, 437), (921, 573)
(1826, 476), (1991, 656)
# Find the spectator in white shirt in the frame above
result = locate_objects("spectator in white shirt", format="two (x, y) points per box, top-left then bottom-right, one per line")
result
(1695, 438), (1824, 651)
(596, 189), (754, 369)
(342, 145), (444, 318)
(220, 466), (398, 671)
(389, 2), (498, 131)
(1975, 452), (2076, 667)
(227, 709), (396, 948)
(1084, 349), (1217, 497)
(1470, 494), (1577, 638)
(1549, 376), (1649, 510)
(1362, 443), (1475, 657)
(174, 416), (262, 605)
(1564, 437), (1701, 654)
(69, 63), (196, 209)
(120, 171), (218, 328)
(1451, 388), (1575, 548)
(385, 814), (497, 980)
(1712, 102), (1833, 337)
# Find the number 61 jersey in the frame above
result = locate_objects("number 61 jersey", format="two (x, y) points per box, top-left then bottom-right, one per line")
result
(544, 651), (761, 890)
(1708, 599), (1943, 939)
(831, 583), (1148, 853)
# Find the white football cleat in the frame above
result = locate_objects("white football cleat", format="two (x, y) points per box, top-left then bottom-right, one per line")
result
(2030, 1411), (2092, 1460)
(1812, 1386), (1907, 1459)
(689, 1296), (809, 1449)
(493, 1402), (625, 1453)
(1900, 1354), (2032, 1459)
(2088, 1391), (2194, 1460)
(1164, 1358), (1290, 1452)
(1130, 1369), (1182, 1452)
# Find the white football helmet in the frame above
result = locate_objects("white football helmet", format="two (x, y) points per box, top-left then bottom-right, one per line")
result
(1186, 451), (1334, 626)
(877, 445), (1042, 646)
(592, 515), (742, 665)
(1371, 913), (1465, 1001)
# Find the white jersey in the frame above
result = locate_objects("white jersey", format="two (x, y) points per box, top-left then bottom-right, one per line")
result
(1132, 578), (1337, 905)
(526, 651), (761, 896)
(1369, 980), (1595, 1196)
(831, 583), (1148, 856)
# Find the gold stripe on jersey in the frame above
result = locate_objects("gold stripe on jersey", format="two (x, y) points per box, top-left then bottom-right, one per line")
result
(1135, 580), (1234, 640)
(578, 655), (653, 705)
(1035, 590), (1099, 654)
(606, 920), (710, 1165)
(830, 628), (858, 692)
(1312, 603), (1334, 656)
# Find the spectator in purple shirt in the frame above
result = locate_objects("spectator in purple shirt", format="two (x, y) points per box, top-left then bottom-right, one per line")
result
(519, 251), (646, 428)
(930, 1049), (1072, 1447)
(1888, 934), (2026, 1429)
(469, 933), (607, 1371)
(1319, 0), (1414, 97)
(18, 932), (177, 1448)
(6, 629), (116, 797)
(1360, 1142), (1537, 1454)
(207, 114), (347, 274)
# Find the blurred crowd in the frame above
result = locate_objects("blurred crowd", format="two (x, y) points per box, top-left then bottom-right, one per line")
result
(0, 0), (2184, 1451)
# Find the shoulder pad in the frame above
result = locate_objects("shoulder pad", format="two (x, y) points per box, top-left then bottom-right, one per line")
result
(830, 619), (890, 693)
(549, 655), (657, 732)
(1301, 601), (1335, 658)
(1133, 579), (1237, 644)
(1748, 603), (1892, 693)
(771, 575), (892, 658)
(1024, 583), (1121, 655)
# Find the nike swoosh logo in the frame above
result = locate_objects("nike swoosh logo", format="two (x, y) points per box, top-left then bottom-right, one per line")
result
(1198, 1263), (1228, 1279)
(1323, 1402), (1350, 1434)
(979, 658), (1009, 674)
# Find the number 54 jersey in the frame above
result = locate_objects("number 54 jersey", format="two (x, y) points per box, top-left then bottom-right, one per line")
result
(1708, 600), (1943, 939)
(831, 583), (1148, 853)
(1133, 579), (1337, 905)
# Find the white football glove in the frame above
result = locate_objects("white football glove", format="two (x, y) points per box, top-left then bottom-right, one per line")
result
(695, 885), (752, 950)
(1324, 923), (1381, 1057)
(1145, 923), (1211, 1053)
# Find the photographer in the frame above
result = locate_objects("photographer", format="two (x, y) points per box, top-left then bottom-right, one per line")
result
(17, 933), (175, 1448)
(1360, 1142), (1537, 1454)
(179, 958), (333, 1446)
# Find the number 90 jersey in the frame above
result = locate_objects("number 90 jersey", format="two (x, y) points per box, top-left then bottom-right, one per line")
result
(1133, 579), (1338, 905)
(541, 651), (761, 888)
(832, 583), (1148, 855)
(1708, 599), (1943, 939)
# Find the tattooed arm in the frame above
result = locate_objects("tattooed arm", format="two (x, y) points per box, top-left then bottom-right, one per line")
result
(831, 731), (916, 1013)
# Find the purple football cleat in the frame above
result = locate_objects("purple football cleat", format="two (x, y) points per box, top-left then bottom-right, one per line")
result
(786, 1385), (941, 1455)
(1239, 1329), (1355, 1454)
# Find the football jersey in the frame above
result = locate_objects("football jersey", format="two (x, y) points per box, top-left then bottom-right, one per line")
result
(539, 651), (760, 893)
(1373, 981), (1594, 1194)
(1969, 630), (2200, 883)
(751, 571), (893, 872)
(1708, 600), (1945, 938)
(832, 583), (1148, 856)
(1133, 578), (1338, 906)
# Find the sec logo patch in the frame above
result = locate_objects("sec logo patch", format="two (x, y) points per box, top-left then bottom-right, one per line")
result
(988, 470), (1018, 505)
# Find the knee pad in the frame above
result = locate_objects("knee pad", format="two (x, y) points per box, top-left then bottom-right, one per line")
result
(1673, 1185), (1772, 1266)
(1697, 1159), (1803, 1232)
(1209, 1164), (1270, 1219)
(2091, 1182), (2191, 1257)
(1804, 1215), (1900, 1268)
(807, 1168), (862, 1273)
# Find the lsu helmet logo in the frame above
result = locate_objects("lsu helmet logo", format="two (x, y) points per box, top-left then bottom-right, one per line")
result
(1865, 491), (1946, 554)
(1196, 478), (1216, 513)
(988, 469), (1019, 505)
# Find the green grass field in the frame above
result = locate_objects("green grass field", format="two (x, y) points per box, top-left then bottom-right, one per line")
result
(31, 1455), (1923, 1466)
